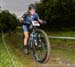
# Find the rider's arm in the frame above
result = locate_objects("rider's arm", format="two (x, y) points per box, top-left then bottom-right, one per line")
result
(19, 13), (31, 25)
(38, 19), (47, 25)
(19, 17), (24, 22)
(38, 19), (43, 23)
(19, 13), (25, 22)
(19, 13), (26, 23)
(35, 13), (43, 23)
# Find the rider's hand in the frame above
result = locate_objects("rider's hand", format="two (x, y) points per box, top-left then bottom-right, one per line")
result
(38, 19), (47, 25)
(19, 17), (24, 23)
(43, 21), (47, 24)
(40, 21), (47, 25)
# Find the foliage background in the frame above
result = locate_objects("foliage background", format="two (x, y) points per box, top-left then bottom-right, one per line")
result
(36, 0), (75, 31)
(0, 9), (19, 32)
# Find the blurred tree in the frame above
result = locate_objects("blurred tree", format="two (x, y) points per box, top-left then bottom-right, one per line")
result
(36, 0), (75, 31)
(0, 10), (19, 32)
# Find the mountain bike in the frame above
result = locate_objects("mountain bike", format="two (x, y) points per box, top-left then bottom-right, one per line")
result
(27, 21), (50, 63)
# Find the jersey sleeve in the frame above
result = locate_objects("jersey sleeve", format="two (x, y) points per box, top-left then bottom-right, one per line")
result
(22, 13), (26, 18)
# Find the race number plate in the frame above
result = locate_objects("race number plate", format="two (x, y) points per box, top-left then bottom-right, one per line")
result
(32, 21), (40, 26)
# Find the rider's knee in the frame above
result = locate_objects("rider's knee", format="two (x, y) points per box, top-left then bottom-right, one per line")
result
(24, 32), (29, 39)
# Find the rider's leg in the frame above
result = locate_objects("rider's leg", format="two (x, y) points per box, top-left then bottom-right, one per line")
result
(23, 32), (29, 46)
(22, 25), (29, 54)
(22, 25), (29, 45)
(23, 32), (29, 54)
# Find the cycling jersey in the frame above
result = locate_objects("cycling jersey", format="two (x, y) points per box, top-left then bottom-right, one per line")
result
(22, 12), (39, 32)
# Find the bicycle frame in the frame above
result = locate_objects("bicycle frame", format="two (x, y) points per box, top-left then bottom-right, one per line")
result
(29, 26), (39, 49)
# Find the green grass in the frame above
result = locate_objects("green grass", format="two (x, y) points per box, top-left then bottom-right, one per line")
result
(0, 31), (75, 67)
(0, 34), (13, 67)
(47, 31), (75, 37)
(48, 31), (75, 65)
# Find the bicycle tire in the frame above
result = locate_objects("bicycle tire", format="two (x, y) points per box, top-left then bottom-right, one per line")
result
(32, 29), (50, 63)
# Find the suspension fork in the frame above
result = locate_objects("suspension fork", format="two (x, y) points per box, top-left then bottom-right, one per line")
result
(29, 26), (38, 49)
(29, 31), (35, 49)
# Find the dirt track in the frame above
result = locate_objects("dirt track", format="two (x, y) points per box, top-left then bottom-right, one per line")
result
(3, 33), (75, 67)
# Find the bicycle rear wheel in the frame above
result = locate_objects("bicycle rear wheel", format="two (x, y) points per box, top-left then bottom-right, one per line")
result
(32, 29), (50, 63)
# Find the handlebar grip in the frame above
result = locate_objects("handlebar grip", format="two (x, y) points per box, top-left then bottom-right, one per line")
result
(43, 21), (47, 24)
(40, 21), (47, 25)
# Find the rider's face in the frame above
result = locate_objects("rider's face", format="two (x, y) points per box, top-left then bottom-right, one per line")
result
(29, 9), (36, 15)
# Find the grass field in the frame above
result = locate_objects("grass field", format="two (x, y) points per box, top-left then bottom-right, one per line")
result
(0, 31), (75, 67)
(0, 34), (13, 67)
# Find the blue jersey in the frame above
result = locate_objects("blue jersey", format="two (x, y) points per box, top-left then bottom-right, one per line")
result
(22, 12), (39, 23)
(22, 12), (39, 32)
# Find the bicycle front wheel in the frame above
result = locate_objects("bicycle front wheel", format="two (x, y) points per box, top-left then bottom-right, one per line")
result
(32, 29), (50, 63)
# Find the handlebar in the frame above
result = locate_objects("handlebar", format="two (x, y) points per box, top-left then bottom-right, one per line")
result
(20, 20), (47, 25)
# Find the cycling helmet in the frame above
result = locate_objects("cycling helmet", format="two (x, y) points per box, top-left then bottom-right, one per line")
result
(28, 4), (36, 10)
